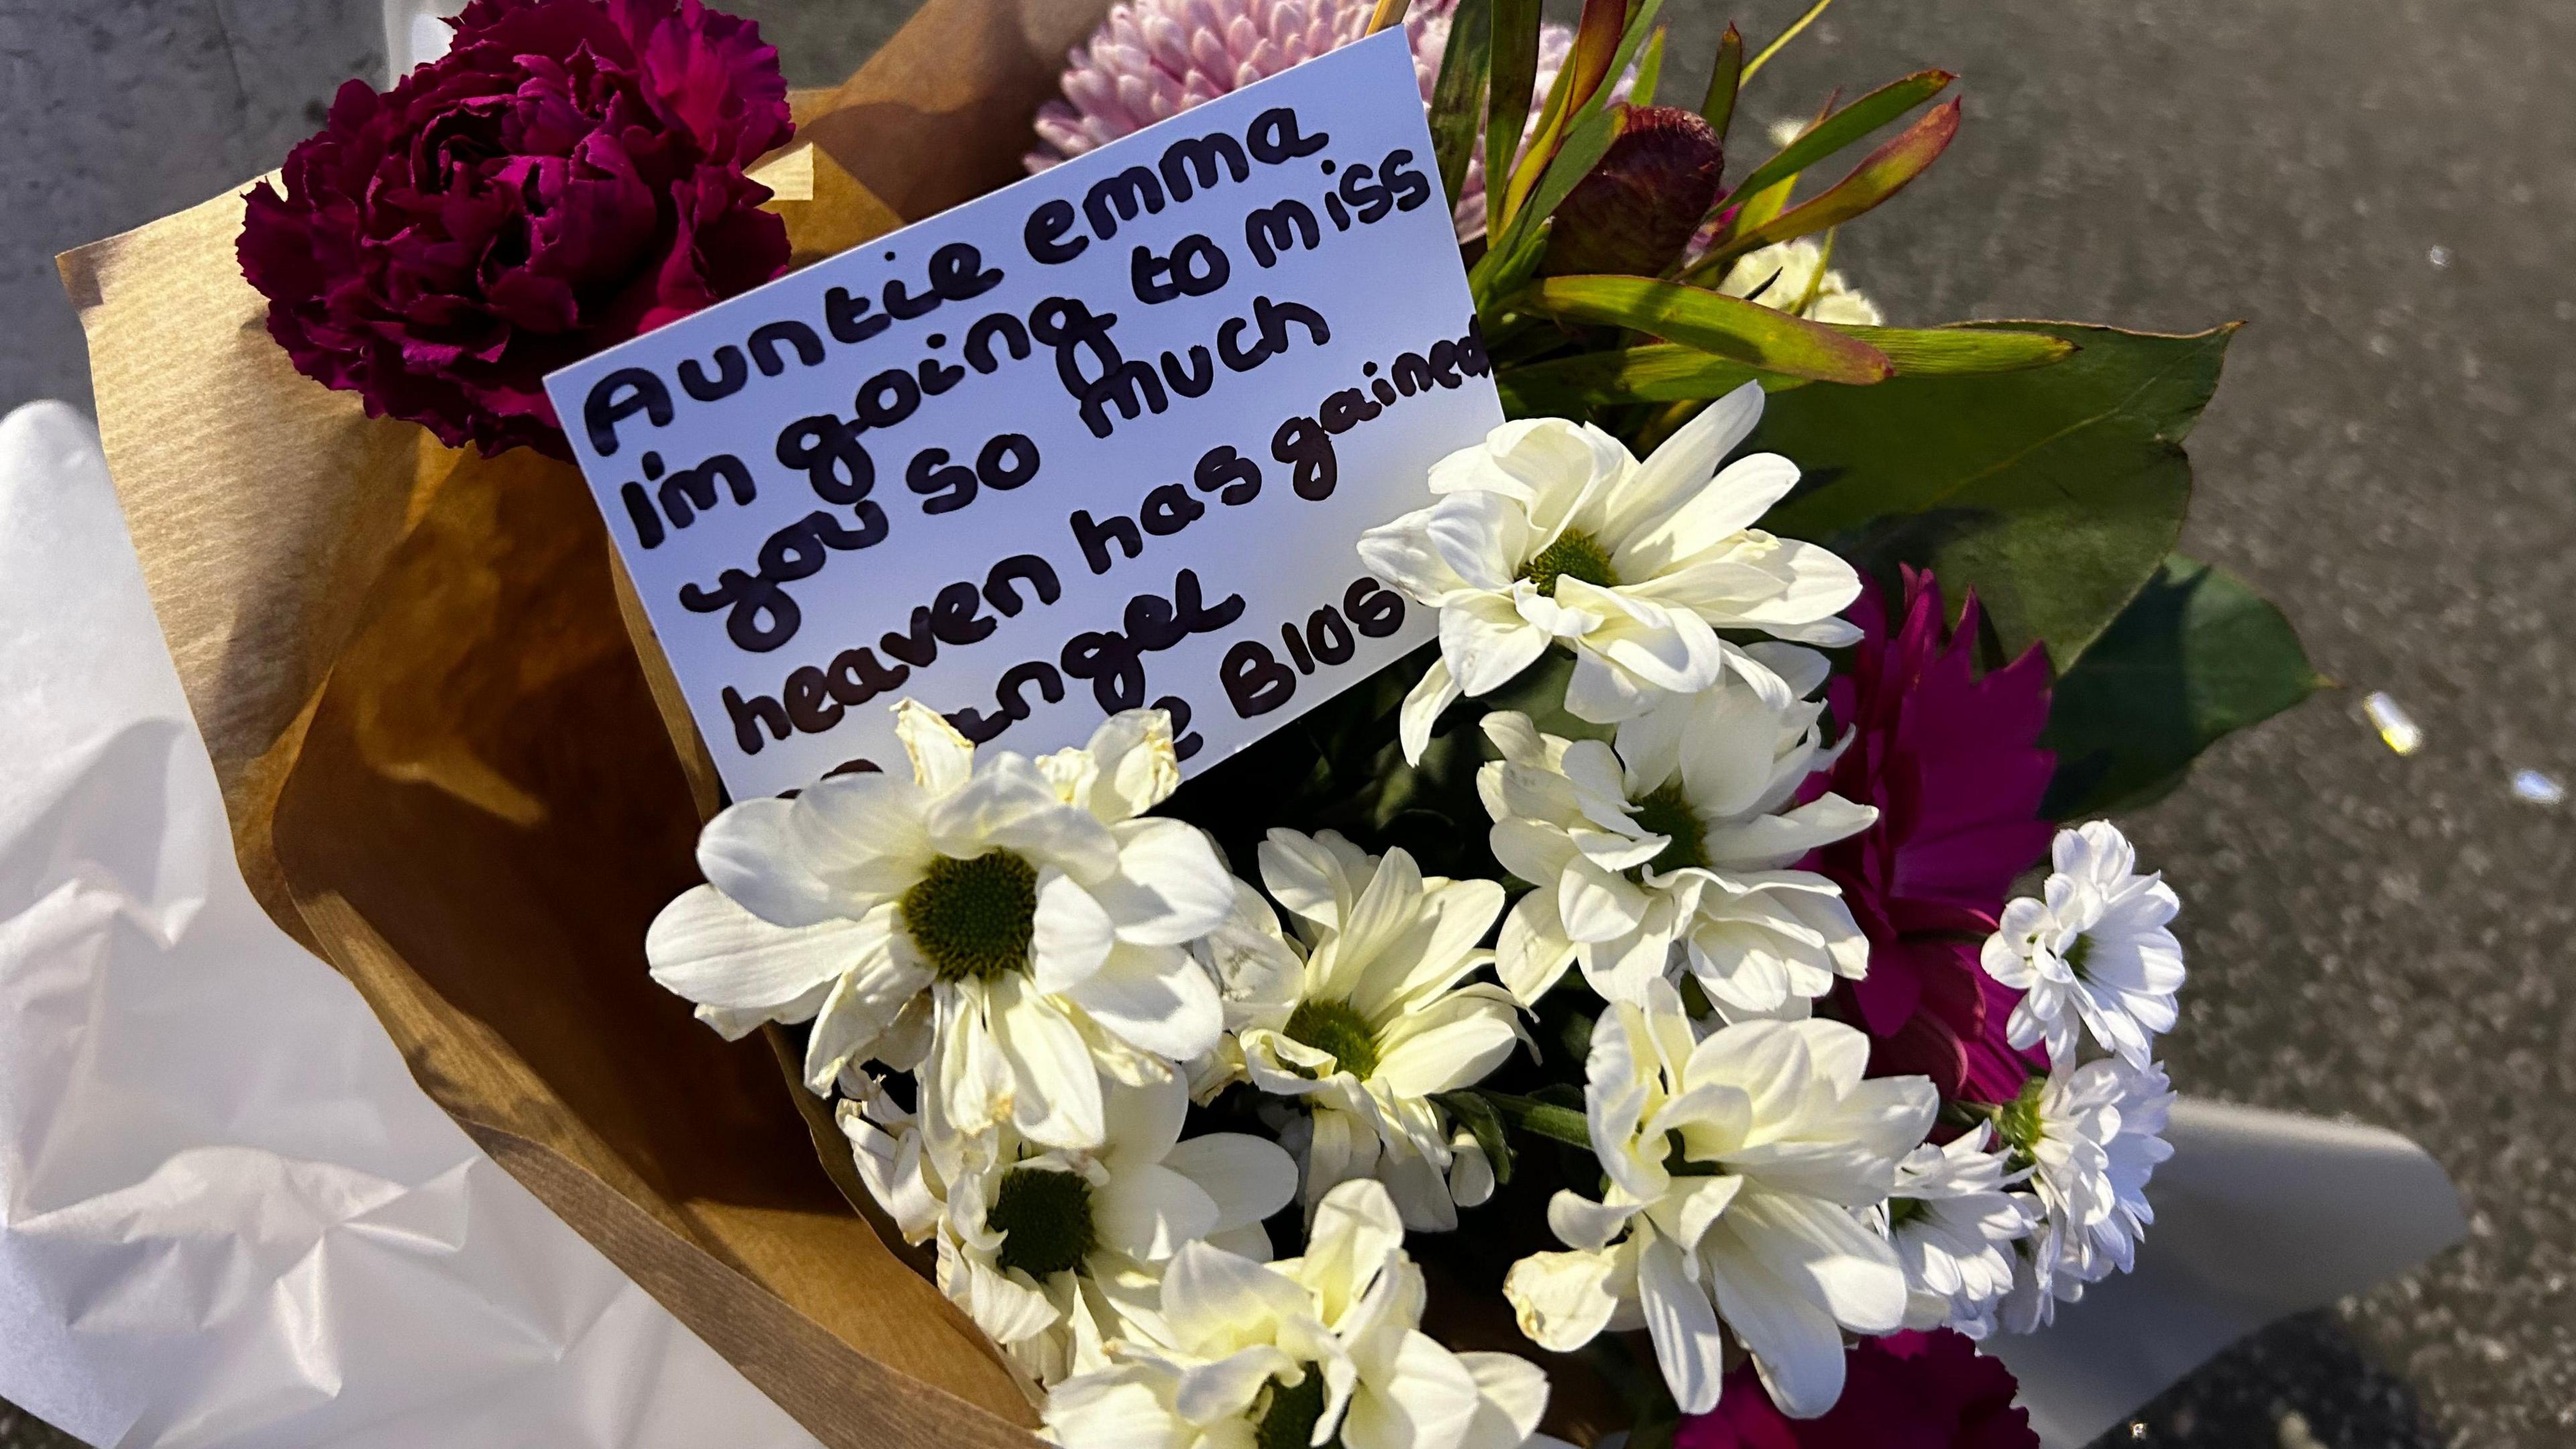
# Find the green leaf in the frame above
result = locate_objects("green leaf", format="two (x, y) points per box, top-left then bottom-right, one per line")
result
(1432, 1091), (1516, 1185)
(2041, 554), (2325, 818)
(1523, 105), (1626, 237)
(1497, 326), (2070, 413)
(1719, 70), (1953, 213)
(1831, 325), (2077, 374)
(1430, 0), (1492, 209)
(1473, 105), (1623, 305)
(1757, 321), (2238, 669)
(1499, 345), (1772, 413)
(1739, 0), (1837, 83)
(1517, 274), (1896, 385)
(1486, 0), (1543, 197)
(1473, 1089), (1594, 1149)
(1629, 25), (1667, 107)
(1699, 23), (1743, 142)
(1496, 0), (1663, 232)
(1713, 97), (1961, 263)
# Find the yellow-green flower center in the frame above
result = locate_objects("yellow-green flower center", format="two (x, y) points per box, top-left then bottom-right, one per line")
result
(2061, 933), (2096, 980)
(902, 850), (1038, 982)
(1630, 782), (1710, 876)
(1994, 1075), (2049, 1171)
(989, 1165), (1095, 1278)
(1517, 529), (1619, 597)
(1254, 1366), (1338, 1449)
(1886, 1195), (1930, 1229)
(1285, 998), (1381, 1079)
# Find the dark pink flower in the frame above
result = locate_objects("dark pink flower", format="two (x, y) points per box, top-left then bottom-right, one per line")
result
(1676, 1331), (2039, 1449)
(1542, 105), (1726, 277)
(239, 0), (793, 458)
(1811, 567), (2055, 1103)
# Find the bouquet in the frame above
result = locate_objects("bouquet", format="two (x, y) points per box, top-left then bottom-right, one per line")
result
(52, 0), (2344, 1445)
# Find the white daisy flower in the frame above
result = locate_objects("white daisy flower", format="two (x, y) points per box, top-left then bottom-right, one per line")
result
(1479, 645), (1877, 1012)
(1041, 1179), (1552, 1449)
(1716, 237), (1885, 327)
(1356, 383), (1864, 761)
(1883, 1123), (2039, 1340)
(1230, 830), (1527, 1232)
(1501, 980), (1935, 1417)
(840, 1070), (1297, 1386)
(1980, 820), (2186, 1069)
(1994, 1057), (2176, 1332)
(647, 702), (1234, 1152)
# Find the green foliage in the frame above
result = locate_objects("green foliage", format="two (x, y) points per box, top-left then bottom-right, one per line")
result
(1699, 23), (1743, 141)
(1468, 1088), (1595, 1149)
(1758, 321), (2237, 669)
(1428, 0), (1491, 208)
(1716, 70), (1953, 217)
(2042, 554), (2327, 818)
(1432, 1089), (1517, 1185)
(1627, 25), (1667, 107)
(1472, 105), (1624, 307)
(1516, 274), (1895, 384)
(1703, 98), (1961, 266)
(1494, 326), (2071, 413)
(1486, 0), (1543, 197)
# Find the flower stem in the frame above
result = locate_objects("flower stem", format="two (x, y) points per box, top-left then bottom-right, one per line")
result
(1740, 0), (1839, 85)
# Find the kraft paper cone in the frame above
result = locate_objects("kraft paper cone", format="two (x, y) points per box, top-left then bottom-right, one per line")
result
(266, 439), (1034, 1423)
(53, 0), (1135, 1436)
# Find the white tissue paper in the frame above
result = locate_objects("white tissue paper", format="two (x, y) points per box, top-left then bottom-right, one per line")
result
(0, 401), (821, 1449)
(0, 397), (2463, 1446)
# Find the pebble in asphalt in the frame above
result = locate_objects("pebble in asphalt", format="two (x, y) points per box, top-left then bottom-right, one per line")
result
(4, 1), (2572, 1445)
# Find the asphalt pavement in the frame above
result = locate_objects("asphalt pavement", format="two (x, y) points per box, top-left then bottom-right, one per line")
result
(4, 1), (2572, 1445)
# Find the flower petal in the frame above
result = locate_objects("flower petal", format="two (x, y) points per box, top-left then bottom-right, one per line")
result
(1096, 817), (1236, 945)
(896, 698), (977, 792)
(1094, 1161), (1222, 1263)
(1163, 1132), (1300, 1231)
(1639, 1232), (1727, 1415)
(647, 885), (877, 1016)
(1502, 1248), (1626, 1354)
(1400, 655), (1463, 765)
(1032, 869), (1118, 994)
(1441, 589), (1550, 696)
(1061, 941), (1224, 1062)
(698, 796), (846, 926)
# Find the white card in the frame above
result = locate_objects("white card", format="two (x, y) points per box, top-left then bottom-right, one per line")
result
(545, 30), (1500, 800)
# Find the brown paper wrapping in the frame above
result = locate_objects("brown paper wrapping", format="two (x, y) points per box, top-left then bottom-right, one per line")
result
(56, 0), (1118, 1442)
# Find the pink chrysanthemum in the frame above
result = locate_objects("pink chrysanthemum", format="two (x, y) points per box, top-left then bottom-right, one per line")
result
(1810, 568), (2057, 1104)
(1676, 1331), (2038, 1449)
(1024, 0), (1574, 240)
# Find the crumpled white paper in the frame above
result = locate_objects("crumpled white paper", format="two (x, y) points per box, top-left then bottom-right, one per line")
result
(0, 397), (2463, 1446)
(0, 402), (822, 1449)
(1992, 1098), (2463, 1446)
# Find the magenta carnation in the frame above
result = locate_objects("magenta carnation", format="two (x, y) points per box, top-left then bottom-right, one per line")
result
(239, 0), (794, 458)
(1025, 0), (1579, 241)
(1676, 1331), (2039, 1449)
(1811, 567), (2055, 1104)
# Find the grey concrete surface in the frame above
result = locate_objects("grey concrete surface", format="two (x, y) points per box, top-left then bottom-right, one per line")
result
(3, 1), (2571, 1446)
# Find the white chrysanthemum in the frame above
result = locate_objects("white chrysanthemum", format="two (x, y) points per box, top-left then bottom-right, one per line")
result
(1882, 1124), (2039, 1340)
(1501, 981), (1935, 1417)
(1218, 830), (1525, 1232)
(647, 703), (1234, 1152)
(1479, 645), (1876, 1013)
(841, 1071), (1296, 1385)
(1357, 384), (1864, 761)
(1042, 1179), (1552, 1449)
(1996, 1058), (2175, 1332)
(1717, 237), (1884, 326)
(1980, 821), (2185, 1069)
